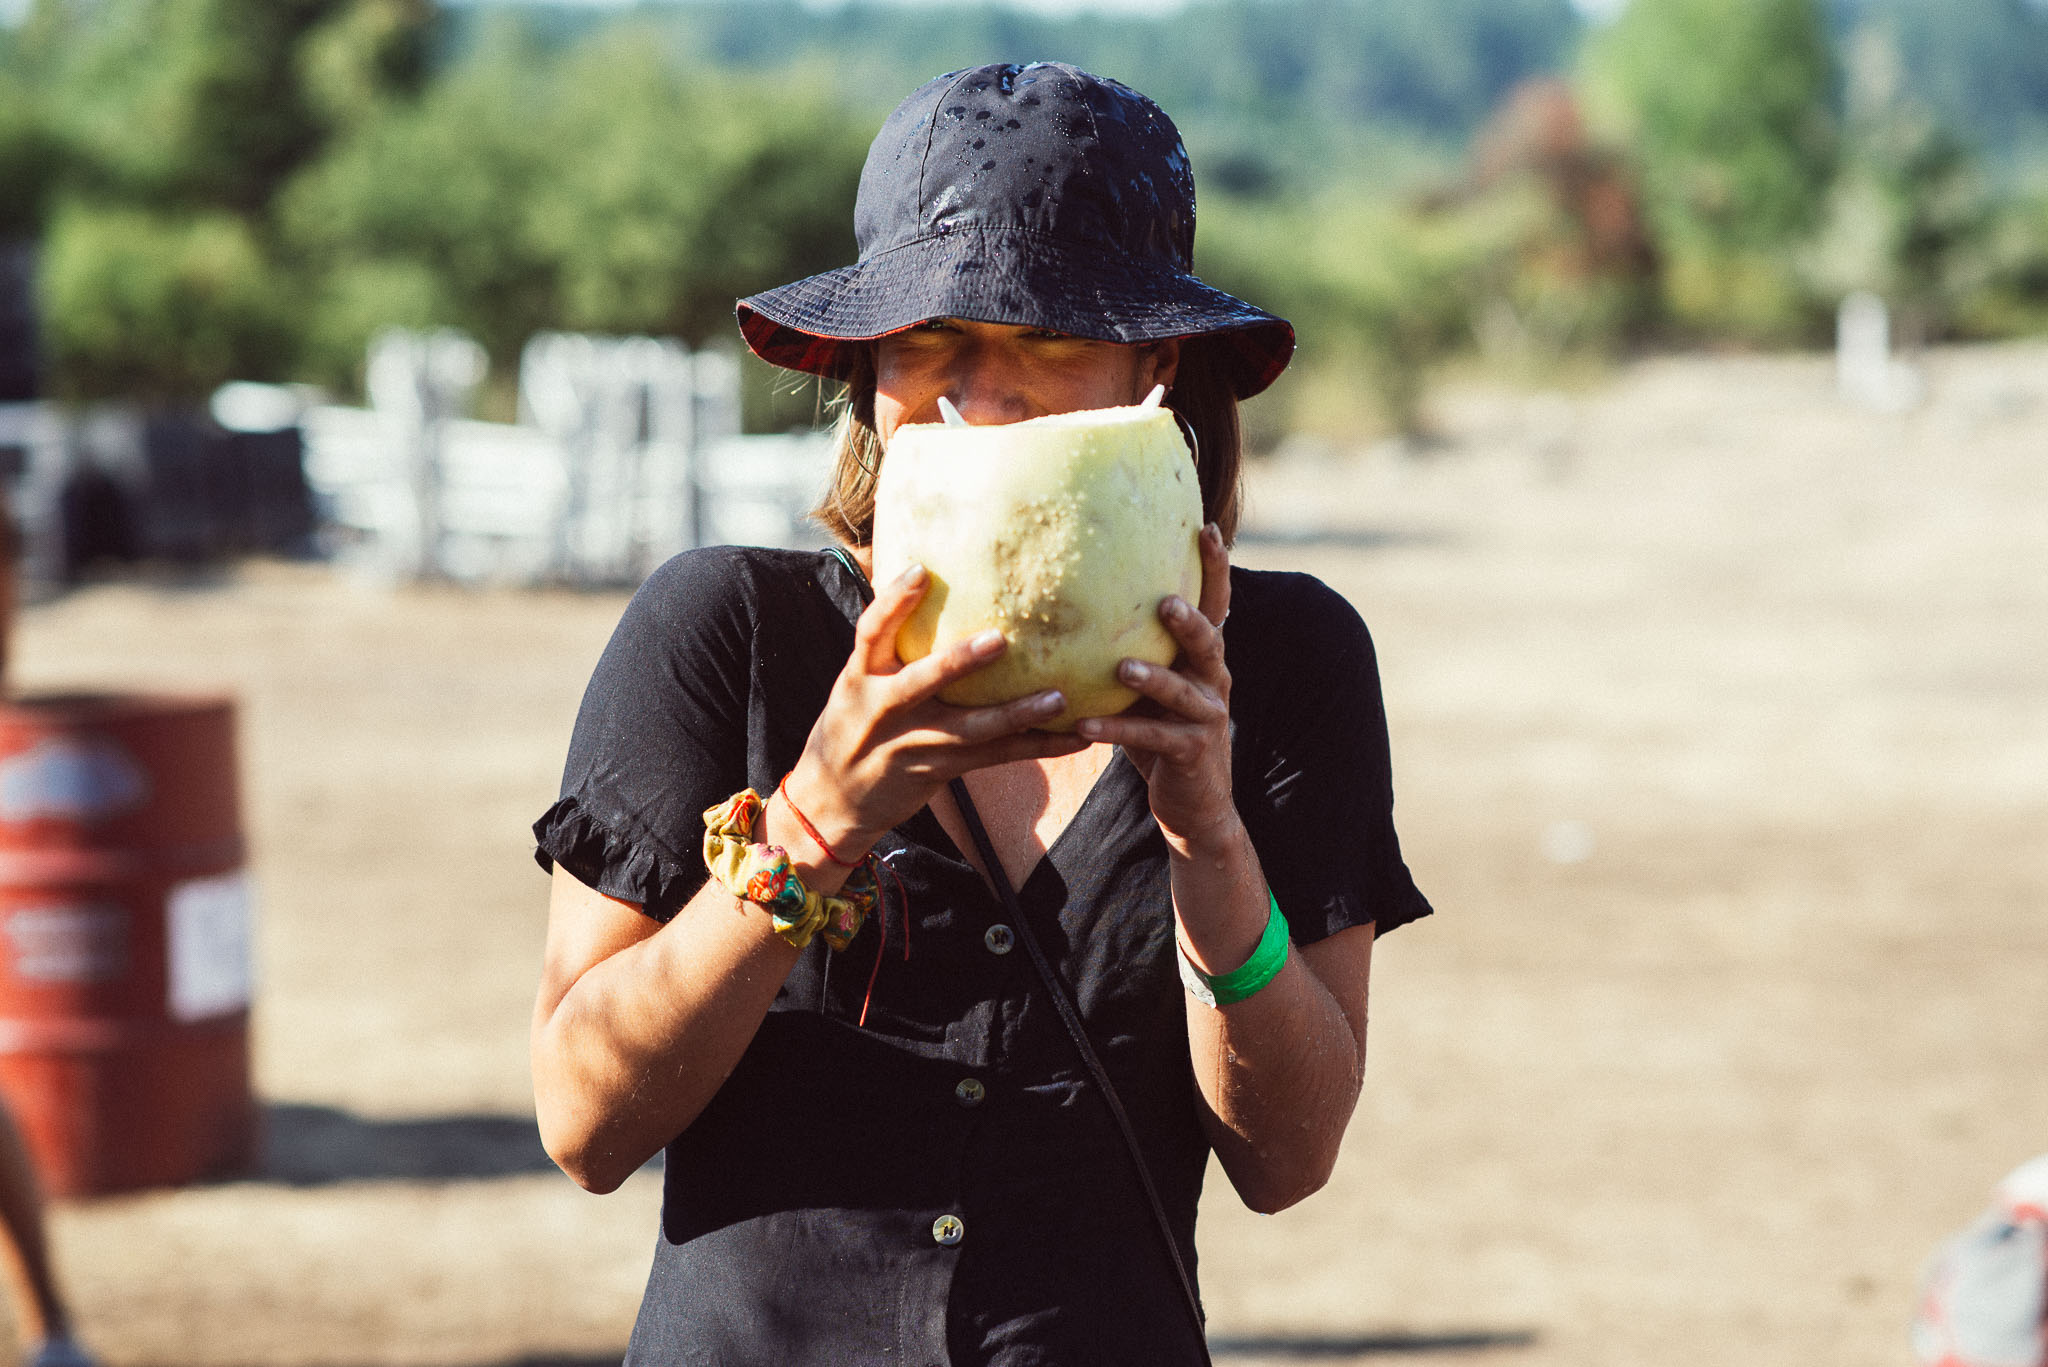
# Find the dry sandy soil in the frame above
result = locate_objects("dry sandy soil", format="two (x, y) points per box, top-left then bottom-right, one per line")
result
(6, 342), (2045, 1366)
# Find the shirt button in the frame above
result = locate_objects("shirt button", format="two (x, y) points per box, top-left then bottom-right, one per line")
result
(984, 924), (1015, 955)
(954, 1077), (986, 1107)
(932, 1214), (965, 1246)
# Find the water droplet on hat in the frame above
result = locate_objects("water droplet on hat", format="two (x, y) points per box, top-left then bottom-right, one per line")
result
(981, 160), (996, 171)
(973, 138), (985, 149)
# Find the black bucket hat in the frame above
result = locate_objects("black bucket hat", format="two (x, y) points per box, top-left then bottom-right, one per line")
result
(736, 62), (1295, 400)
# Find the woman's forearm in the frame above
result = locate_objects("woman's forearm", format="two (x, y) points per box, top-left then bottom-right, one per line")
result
(1173, 819), (1373, 1214)
(530, 800), (846, 1193)
(532, 881), (794, 1192)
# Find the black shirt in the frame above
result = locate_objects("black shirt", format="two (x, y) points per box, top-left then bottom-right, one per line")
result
(534, 546), (1430, 1367)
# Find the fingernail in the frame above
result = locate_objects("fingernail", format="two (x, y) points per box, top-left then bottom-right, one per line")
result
(972, 628), (1004, 652)
(1076, 718), (1104, 739)
(1120, 659), (1151, 683)
(1162, 596), (1188, 620)
(1036, 690), (1065, 712)
(896, 562), (926, 586)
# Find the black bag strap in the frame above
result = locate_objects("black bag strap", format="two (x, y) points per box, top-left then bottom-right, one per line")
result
(946, 777), (1212, 1363)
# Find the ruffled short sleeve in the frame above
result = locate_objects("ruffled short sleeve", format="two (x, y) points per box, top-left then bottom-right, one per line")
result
(534, 547), (864, 922)
(533, 550), (759, 921)
(1226, 569), (1432, 944)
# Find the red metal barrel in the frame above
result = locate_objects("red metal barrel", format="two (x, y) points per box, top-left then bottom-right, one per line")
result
(0, 693), (255, 1196)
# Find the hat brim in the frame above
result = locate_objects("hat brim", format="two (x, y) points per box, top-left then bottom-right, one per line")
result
(736, 228), (1295, 400)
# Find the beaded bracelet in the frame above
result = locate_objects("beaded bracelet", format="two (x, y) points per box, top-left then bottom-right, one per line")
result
(702, 789), (878, 951)
(1177, 891), (1289, 1008)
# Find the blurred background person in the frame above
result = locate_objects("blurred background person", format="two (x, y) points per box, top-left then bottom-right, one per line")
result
(0, 1101), (94, 1367)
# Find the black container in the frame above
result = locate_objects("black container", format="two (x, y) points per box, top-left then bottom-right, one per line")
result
(0, 242), (37, 404)
(134, 413), (316, 562)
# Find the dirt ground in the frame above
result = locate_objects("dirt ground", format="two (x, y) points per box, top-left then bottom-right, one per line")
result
(7, 341), (2045, 1366)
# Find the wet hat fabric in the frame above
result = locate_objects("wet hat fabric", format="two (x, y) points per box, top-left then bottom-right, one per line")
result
(736, 62), (1295, 400)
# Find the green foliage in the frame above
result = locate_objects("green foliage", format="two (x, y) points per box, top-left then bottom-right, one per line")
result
(1582, 0), (1838, 340)
(281, 19), (867, 389)
(279, 20), (561, 377)
(1807, 25), (1996, 338)
(532, 36), (864, 344)
(298, 0), (436, 130)
(1952, 187), (2048, 335)
(27, 0), (350, 212)
(1201, 194), (1492, 437)
(9, 0), (436, 399)
(0, 65), (64, 238)
(7, 0), (2048, 424)
(40, 202), (294, 402)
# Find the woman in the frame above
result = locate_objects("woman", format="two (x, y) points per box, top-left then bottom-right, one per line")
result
(531, 62), (1431, 1366)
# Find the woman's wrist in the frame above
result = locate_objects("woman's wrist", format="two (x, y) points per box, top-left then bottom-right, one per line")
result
(1167, 814), (1268, 975)
(775, 764), (884, 876)
(704, 789), (878, 950)
(758, 794), (857, 897)
(1179, 892), (1289, 1007)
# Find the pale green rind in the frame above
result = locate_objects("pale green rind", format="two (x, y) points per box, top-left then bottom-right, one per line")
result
(871, 405), (1203, 731)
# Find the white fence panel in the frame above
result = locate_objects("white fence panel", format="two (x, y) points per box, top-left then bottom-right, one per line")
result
(694, 432), (835, 551)
(296, 329), (812, 585)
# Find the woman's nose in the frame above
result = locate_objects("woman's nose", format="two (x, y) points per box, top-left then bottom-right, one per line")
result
(945, 343), (1032, 425)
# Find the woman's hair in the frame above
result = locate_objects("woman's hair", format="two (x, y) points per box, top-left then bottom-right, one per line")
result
(810, 337), (1245, 550)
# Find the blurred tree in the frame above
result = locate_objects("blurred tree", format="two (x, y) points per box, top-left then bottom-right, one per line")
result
(24, 0), (405, 212)
(1201, 193), (1483, 439)
(0, 64), (64, 238)
(299, 0), (437, 131)
(1806, 22), (1992, 341)
(281, 17), (868, 394)
(1425, 79), (1660, 365)
(1581, 0), (1837, 340)
(278, 18), (559, 384)
(15, 0), (436, 400)
(1952, 189), (2048, 335)
(39, 203), (294, 402)
(533, 34), (864, 344)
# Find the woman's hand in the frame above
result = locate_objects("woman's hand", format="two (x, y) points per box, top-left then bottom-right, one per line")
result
(1075, 523), (1236, 855)
(785, 563), (1089, 856)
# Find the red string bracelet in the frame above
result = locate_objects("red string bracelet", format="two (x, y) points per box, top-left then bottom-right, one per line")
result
(777, 774), (863, 868)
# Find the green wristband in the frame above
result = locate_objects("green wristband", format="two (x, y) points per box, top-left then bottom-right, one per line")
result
(1178, 891), (1289, 1008)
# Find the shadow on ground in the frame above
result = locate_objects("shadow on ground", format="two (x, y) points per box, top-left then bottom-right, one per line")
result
(261, 1103), (558, 1184)
(1210, 1330), (1539, 1357)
